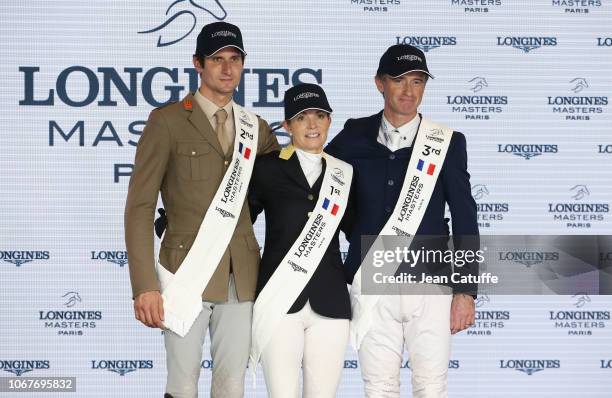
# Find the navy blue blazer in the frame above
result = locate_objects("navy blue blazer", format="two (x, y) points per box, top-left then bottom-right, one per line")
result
(248, 150), (354, 319)
(325, 111), (479, 295)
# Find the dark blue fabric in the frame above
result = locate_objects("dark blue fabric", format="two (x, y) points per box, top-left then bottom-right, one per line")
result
(325, 111), (479, 294)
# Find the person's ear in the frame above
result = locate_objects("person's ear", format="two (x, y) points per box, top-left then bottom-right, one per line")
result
(282, 120), (291, 136)
(193, 55), (204, 73)
(374, 75), (384, 95)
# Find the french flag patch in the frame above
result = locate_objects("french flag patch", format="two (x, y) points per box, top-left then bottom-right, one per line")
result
(322, 198), (340, 216)
(417, 159), (436, 175)
(238, 142), (251, 159)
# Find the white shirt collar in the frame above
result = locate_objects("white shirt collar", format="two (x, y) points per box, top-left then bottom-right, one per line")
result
(295, 147), (323, 162)
(294, 147), (323, 187)
(387, 113), (420, 137)
(193, 90), (234, 123)
(379, 113), (421, 151)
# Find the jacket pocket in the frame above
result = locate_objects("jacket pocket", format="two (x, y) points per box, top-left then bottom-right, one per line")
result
(176, 141), (211, 181)
(159, 232), (195, 273)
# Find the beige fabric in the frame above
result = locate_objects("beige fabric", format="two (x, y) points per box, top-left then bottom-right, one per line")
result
(125, 93), (280, 302)
(193, 90), (235, 146)
(164, 275), (252, 398)
(215, 108), (231, 155)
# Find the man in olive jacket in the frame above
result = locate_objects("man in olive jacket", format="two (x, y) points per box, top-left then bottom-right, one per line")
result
(124, 22), (279, 398)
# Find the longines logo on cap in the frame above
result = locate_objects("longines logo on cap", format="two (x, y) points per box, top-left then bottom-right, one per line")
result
(451, 0), (502, 13)
(546, 78), (608, 121)
(547, 185), (609, 229)
(496, 144), (558, 160)
(548, 295), (610, 336)
(138, 0), (228, 47)
(211, 30), (236, 38)
(0, 250), (50, 267)
(350, 0), (401, 13)
(0, 360), (50, 376)
(395, 36), (457, 52)
(396, 54), (422, 62)
(499, 359), (560, 375)
(472, 184), (509, 229)
(91, 360), (153, 376)
(552, 0), (601, 14)
(91, 250), (128, 267)
(446, 77), (508, 120)
(496, 36), (557, 53)
(294, 92), (319, 101)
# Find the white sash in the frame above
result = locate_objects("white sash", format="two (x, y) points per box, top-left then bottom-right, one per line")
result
(155, 103), (259, 337)
(350, 118), (453, 349)
(248, 152), (353, 375)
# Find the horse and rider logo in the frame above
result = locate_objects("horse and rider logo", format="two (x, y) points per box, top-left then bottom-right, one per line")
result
(62, 291), (82, 308)
(570, 184), (589, 201)
(139, 0), (227, 47)
(471, 184), (490, 200)
(469, 77), (488, 93)
(569, 78), (588, 94)
(572, 292), (590, 308)
(475, 294), (490, 308)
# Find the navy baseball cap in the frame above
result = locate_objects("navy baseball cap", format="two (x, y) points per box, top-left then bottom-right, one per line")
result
(284, 83), (333, 120)
(377, 44), (434, 79)
(195, 22), (246, 57)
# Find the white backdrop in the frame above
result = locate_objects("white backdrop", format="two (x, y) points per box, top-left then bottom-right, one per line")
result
(1, 1), (611, 396)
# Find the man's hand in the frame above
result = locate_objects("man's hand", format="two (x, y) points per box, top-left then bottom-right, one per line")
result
(450, 293), (475, 334)
(134, 291), (165, 329)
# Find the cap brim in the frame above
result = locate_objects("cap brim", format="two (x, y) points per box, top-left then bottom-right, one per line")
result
(287, 107), (333, 120)
(389, 69), (434, 79)
(209, 45), (247, 56)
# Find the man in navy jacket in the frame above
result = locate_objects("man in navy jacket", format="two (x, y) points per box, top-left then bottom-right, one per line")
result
(326, 44), (479, 397)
